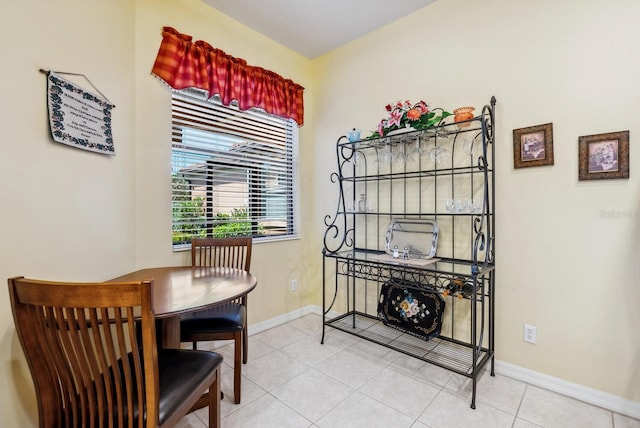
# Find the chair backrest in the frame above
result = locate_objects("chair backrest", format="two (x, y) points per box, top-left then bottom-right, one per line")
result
(8, 277), (160, 428)
(191, 237), (252, 271)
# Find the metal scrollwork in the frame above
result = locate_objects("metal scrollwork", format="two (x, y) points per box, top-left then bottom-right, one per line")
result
(323, 136), (356, 254)
(471, 97), (496, 274)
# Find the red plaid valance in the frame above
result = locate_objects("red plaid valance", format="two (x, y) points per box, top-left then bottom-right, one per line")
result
(152, 27), (305, 126)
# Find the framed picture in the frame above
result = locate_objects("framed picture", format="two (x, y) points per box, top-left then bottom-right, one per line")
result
(578, 130), (629, 180)
(513, 123), (554, 168)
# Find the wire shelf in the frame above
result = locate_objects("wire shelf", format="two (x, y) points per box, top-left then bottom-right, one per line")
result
(326, 312), (491, 376)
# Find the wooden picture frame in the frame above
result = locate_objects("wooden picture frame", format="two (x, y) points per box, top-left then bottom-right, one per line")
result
(578, 130), (629, 180)
(513, 123), (554, 168)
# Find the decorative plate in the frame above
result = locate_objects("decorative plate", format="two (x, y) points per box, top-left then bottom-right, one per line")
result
(377, 281), (445, 341)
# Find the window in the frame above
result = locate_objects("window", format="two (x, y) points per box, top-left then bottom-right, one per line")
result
(171, 89), (298, 249)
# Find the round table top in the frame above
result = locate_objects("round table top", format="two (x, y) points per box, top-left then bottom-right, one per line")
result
(110, 266), (257, 318)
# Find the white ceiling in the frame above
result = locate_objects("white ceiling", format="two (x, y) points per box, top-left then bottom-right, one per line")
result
(202, 0), (439, 58)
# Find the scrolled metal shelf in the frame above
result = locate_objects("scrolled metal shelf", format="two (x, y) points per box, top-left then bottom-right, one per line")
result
(322, 97), (496, 410)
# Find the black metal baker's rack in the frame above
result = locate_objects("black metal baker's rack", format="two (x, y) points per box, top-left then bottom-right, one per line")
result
(321, 97), (496, 409)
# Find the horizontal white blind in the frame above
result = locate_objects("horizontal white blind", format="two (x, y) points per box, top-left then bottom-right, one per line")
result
(171, 90), (297, 248)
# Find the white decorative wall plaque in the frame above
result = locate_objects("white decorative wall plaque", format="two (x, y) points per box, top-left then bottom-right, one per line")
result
(46, 71), (115, 155)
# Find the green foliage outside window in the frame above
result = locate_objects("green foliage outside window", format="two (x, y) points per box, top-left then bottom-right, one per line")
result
(210, 208), (258, 238)
(172, 176), (205, 245)
(172, 176), (259, 244)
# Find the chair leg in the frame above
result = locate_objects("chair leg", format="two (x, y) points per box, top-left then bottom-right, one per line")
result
(234, 331), (242, 404)
(209, 365), (221, 428)
(193, 341), (197, 350)
(242, 327), (248, 364)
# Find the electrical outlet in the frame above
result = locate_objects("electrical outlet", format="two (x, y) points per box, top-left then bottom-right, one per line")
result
(290, 279), (298, 292)
(524, 324), (537, 344)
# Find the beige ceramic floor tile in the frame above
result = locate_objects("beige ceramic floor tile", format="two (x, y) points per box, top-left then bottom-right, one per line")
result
(253, 323), (309, 349)
(613, 413), (640, 428)
(212, 335), (277, 368)
(221, 393), (312, 428)
(246, 335), (279, 358)
(388, 352), (453, 388)
(347, 336), (397, 363)
(174, 412), (206, 428)
(419, 389), (514, 428)
(321, 327), (359, 348)
(271, 368), (354, 422)
(410, 421), (432, 428)
(287, 313), (324, 335)
(518, 385), (613, 428)
(281, 334), (345, 367)
(190, 369), (266, 422)
(218, 373), (267, 417)
(513, 417), (544, 428)
(242, 350), (310, 390)
(316, 391), (414, 428)
(444, 370), (526, 415)
(193, 339), (233, 351)
(359, 366), (440, 419)
(316, 348), (386, 388)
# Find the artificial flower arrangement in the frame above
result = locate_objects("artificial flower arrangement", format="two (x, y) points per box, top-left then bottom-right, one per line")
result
(368, 100), (452, 138)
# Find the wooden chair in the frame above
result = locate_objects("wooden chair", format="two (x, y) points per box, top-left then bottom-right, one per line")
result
(8, 276), (222, 428)
(180, 237), (252, 404)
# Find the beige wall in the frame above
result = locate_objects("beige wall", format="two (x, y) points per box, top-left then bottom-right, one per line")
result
(0, 0), (316, 426)
(1, 0), (638, 425)
(313, 0), (640, 403)
(0, 1), (136, 425)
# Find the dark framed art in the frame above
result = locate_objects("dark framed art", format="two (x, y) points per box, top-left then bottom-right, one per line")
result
(578, 130), (629, 181)
(513, 123), (554, 168)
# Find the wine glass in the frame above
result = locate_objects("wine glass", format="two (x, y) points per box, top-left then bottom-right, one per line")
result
(349, 151), (364, 166)
(375, 139), (394, 165)
(408, 135), (427, 164)
(429, 146), (451, 164)
(463, 133), (481, 155)
(393, 143), (407, 164)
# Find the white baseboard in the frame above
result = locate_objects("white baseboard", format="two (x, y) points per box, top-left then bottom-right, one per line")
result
(494, 360), (640, 420)
(247, 305), (640, 420)
(246, 305), (319, 336)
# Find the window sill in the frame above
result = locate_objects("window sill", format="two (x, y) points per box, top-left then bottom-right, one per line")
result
(172, 234), (301, 252)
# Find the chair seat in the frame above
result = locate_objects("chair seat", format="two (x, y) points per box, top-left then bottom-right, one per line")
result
(85, 347), (222, 425)
(181, 303), (246, 338)
(115, 349), (222, 425)
(157, 349), (222, 424)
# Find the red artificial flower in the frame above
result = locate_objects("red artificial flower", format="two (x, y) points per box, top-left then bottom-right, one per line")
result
(369, 99), (446, 138)
(406, 108), (421, 121)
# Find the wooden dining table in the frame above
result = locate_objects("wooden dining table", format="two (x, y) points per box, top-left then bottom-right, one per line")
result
(109, 266), (257, 349)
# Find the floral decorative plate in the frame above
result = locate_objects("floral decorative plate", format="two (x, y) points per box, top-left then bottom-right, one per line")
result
(377, 281), (445, 341)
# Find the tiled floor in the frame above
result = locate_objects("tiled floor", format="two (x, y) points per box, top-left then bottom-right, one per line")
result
(178, 313), (640, 428)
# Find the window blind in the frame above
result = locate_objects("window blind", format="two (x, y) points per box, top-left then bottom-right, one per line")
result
(171, 89), (298, 248)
